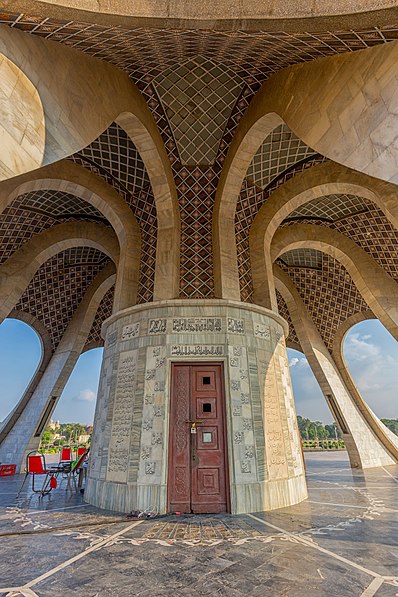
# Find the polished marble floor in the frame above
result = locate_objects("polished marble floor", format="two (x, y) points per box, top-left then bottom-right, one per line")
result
(0, 451), (397, 596)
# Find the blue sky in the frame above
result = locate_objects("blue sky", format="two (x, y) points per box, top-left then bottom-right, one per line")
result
(0, 317), (397, 425)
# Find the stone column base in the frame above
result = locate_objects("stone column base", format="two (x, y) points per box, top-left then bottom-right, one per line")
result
(86, 299), (307, 514)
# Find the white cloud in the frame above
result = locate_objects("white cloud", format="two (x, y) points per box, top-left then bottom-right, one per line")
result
(77, 388), (96, 402)
(289, 357), (299, 367)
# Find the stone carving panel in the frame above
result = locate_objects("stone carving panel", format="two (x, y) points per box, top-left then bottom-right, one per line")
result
(172, 318), (222, 332)
(227, 318), (245, 334)
(138, 345), (167, 484)
(263, 353), (289, 480)
(148, 319), (167, 334)
(171, 345), (224, 357)
(228, 345), (257, 483)
(107, 350), (138, 482)
(279, 354), (304, 476)
(121, 323), (140, 340)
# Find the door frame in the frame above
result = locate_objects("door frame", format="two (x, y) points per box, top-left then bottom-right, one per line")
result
(167, 361), (231, 514)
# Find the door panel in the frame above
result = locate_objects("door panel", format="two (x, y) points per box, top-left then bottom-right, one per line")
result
(168, 363), (228, 514)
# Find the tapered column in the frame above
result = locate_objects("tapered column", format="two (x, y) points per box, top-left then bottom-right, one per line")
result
(274, 265), (398, 469)
(0, 264), (115, 470)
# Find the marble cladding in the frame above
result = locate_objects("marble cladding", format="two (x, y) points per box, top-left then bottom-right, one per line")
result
(86, 300), (306, 514)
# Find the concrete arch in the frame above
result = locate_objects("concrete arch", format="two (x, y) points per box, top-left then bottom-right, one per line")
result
(0, 26), (179, 299)
(332, 310), (375, 363)
(214, 40), (398, 297)
(0, 262), (117, 465)
(330, 313), (398, 461)
(0, 51), (45, 181)
(0, 221), (119, 322)
(0, 160), (141, 311)
(249, 161), (398, 310)
(116, 112), (180, 300)
(274, 264), (398, 468)
(271, 223), (398, 342)
(0, 309), (53, 443)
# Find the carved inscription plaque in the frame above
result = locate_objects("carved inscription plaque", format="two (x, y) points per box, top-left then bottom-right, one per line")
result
(171, 345), (223, 357)
(121, 323), (140, 340)
(263, 357), (288, 480)
(172, 318), (222, 332)
(107, 350), (138, 482)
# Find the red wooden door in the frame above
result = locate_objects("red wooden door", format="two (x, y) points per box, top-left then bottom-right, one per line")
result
(168, 363), (229, 514)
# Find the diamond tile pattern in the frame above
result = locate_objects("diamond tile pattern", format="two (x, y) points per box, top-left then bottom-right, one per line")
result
(0, 190), (107, 264)
(278, 255), (369, 350)
(153, 56), (244, 165)
(2, 13), (397, 82)
(288, 194), (370, 221)
(236, 155), (326, 302)
(280, 249), (323, 269)
(177, 166), (216, 298)
(74, 122), (150, 194)
(85, 285), (115, 348)
(276, 290), (301, 349)
(71, 123), (157, 303)
(0, 11), (396, 345)
(282, 198), (398, 281)
(246, 125), (316, 189)
(15, 248), (109, 350)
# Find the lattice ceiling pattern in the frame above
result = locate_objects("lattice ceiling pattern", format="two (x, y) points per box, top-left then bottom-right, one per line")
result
(74, 122), (150, 195)
(281, 197), (398, 281)
(0, 190), (107, 264)
(72, 123), (157, 303)
(246, 125), (316, 189)
(177, 166), (216, 298)
(287, 194), (370, 221)
(236, 155), (326, 302)
(279, 248), (323, 270)
(276, 291), (301, 350)
(278, 255), (369, 350)
(85, 285), (114, 348)
(153, 56), (244, 165)
(2, 13), (398, 81)
(16, 248), (109, 350)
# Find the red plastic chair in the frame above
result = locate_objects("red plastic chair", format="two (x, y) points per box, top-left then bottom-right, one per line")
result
(17, 451), (58, 497)
(59, 446), (72, 464)
(76, 446), (86, 459)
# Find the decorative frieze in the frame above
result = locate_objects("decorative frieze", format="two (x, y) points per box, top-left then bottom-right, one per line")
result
(172, 318), (222, 332)
(141, 447), (151, 460)
(241, 460), (251, 473)
(254, 324), (270, 339)
(145, 462), (156, 475)
(107, 350), (138, 481)
(121, 323), (140, 340)
(171, 345), (223, 357)
(227, 318), (245, 334)
(234, 432), (244, 444)
(148, 319), (167, 334)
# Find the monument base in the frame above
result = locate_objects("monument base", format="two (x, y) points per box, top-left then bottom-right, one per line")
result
(85, 299), (307, 514)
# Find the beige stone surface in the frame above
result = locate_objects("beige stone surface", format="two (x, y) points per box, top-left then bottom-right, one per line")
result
(5, 0), (398, 31)
(214, 43), (398, 297)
